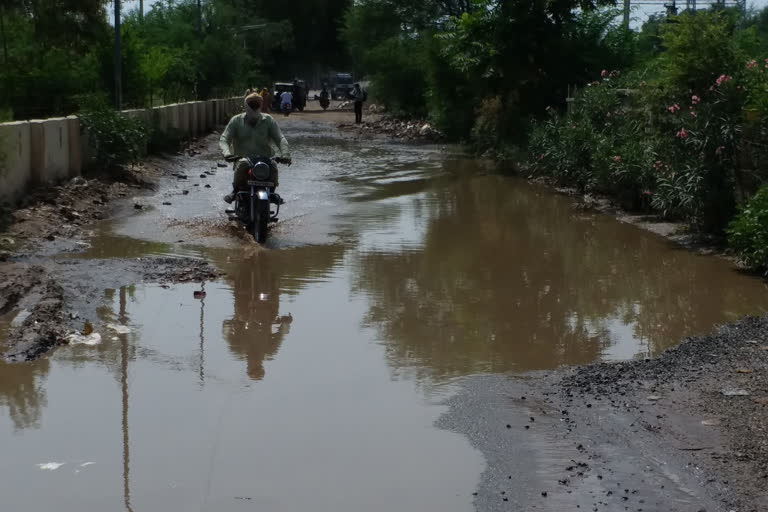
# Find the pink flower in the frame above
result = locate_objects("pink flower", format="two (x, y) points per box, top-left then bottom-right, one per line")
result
(668, 104), (681, 113)
(747, 59), (758, 70)
(540, 153), (546, 160)
(691, 95), (700, 105)
(642, 190), (653, 196)
(601, 69), (607, 78)
(715, 74), (732, 87)
(676, 128), (689, 139)
(606, 112), (611, 117)
(690, 111), (697, 117)
(613, 155), (622, 162)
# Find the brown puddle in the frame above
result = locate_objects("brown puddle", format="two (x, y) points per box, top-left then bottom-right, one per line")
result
(1, 120), (767, 511)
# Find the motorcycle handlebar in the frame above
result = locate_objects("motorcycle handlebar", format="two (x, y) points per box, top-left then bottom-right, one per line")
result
(224, 155), (291, 165)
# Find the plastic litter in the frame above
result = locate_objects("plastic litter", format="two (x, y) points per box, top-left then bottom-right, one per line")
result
(721, 389), (750, 397)
(65, 333), (102, 346)
(37, 462), (65, 471)
(107, 323), (132, 334)
(11, 309), (31, 327)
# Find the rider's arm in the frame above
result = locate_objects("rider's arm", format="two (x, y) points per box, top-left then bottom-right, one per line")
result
(219, 117), (237, 157)
(269, 119), (290, 159)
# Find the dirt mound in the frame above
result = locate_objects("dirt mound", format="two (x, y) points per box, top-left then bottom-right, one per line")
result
(1, 265), (69, 362)
(337, 117), (444, 141)
(558, 315), (768, 510)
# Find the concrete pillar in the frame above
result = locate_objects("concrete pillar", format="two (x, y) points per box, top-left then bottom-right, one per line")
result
(66, 116), (82, 177)
(197, 102), (205, 134)
(188, 102), (198, 136)
(206, 101), (214, 130)
(0, 121), (32, 205)
(169, 104), (182, 133)
(30, 118), (70, 185)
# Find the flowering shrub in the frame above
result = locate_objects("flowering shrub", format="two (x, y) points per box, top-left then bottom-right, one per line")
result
(528, 71), (658, 209)
(528, 55), (768, 232)
(728, 185), (768, 271)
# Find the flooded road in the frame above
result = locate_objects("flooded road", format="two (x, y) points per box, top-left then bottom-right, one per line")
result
(2, 116), (768, 511)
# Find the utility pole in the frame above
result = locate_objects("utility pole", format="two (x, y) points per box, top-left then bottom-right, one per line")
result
(114, 0), (122, 110)
(139, 0), (143, 21)
(623, 0), (630, 27)
(197, 0), (202, 38)
(0, 5), (9, 66)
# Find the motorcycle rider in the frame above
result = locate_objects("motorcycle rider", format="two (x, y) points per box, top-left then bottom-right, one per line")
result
(280, 89), (293, 116)
(319, 84), (330, 107)
(219, 93), (291, 204)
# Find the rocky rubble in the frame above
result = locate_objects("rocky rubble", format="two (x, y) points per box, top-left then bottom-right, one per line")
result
(555, 315), (768, 511)
(337, 115), (444, 141)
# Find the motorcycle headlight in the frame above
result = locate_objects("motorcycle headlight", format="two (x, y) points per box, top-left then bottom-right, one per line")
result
(250, 162), (271, 180)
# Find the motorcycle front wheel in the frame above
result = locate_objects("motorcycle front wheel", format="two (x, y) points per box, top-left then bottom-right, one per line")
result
(250, 200), (270, 243)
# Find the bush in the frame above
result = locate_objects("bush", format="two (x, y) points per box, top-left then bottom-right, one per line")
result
(78, 99), (150, 171)
(528, 73), (658, 209)
(728, 185), (768, 271)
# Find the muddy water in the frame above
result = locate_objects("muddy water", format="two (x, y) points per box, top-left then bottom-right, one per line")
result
(2, 118), (768, 511)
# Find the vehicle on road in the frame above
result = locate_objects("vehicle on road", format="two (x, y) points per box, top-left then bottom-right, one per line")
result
(225, 156), (290, 243)
(332, 73), (354, 100)
(272, 81), (306, 112)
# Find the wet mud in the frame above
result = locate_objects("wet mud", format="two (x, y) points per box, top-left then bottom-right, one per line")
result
(0, 135), (224, 361)
(442, 316), (768, 511)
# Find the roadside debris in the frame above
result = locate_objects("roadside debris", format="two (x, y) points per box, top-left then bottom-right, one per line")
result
(64, 332), (102, 346)
(722, 389), (750, 397)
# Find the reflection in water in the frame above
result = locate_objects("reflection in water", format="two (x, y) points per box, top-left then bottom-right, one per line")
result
(117, 287), (135, 512)
(216, 245), (345, 381)
(198, 283), (206, 387)
(0, 358), (49, 431)
(352, 173), (768, 380)
(222, 252), (291, 381)
(0, 309), (51, 431)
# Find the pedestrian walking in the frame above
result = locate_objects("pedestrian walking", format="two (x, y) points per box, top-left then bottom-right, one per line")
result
(351, 83), (367, 124)
(260, 87), (271, 113)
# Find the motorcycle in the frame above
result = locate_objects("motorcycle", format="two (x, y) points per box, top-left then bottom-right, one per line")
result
(224, 156), (290, 243)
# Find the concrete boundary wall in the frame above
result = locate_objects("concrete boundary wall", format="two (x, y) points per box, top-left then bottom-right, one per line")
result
(0, 96), (241, 206)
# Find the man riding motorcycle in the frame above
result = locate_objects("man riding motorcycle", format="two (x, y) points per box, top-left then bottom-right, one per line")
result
(219, 93), (291, 204)
(319, 84), (330, 109)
